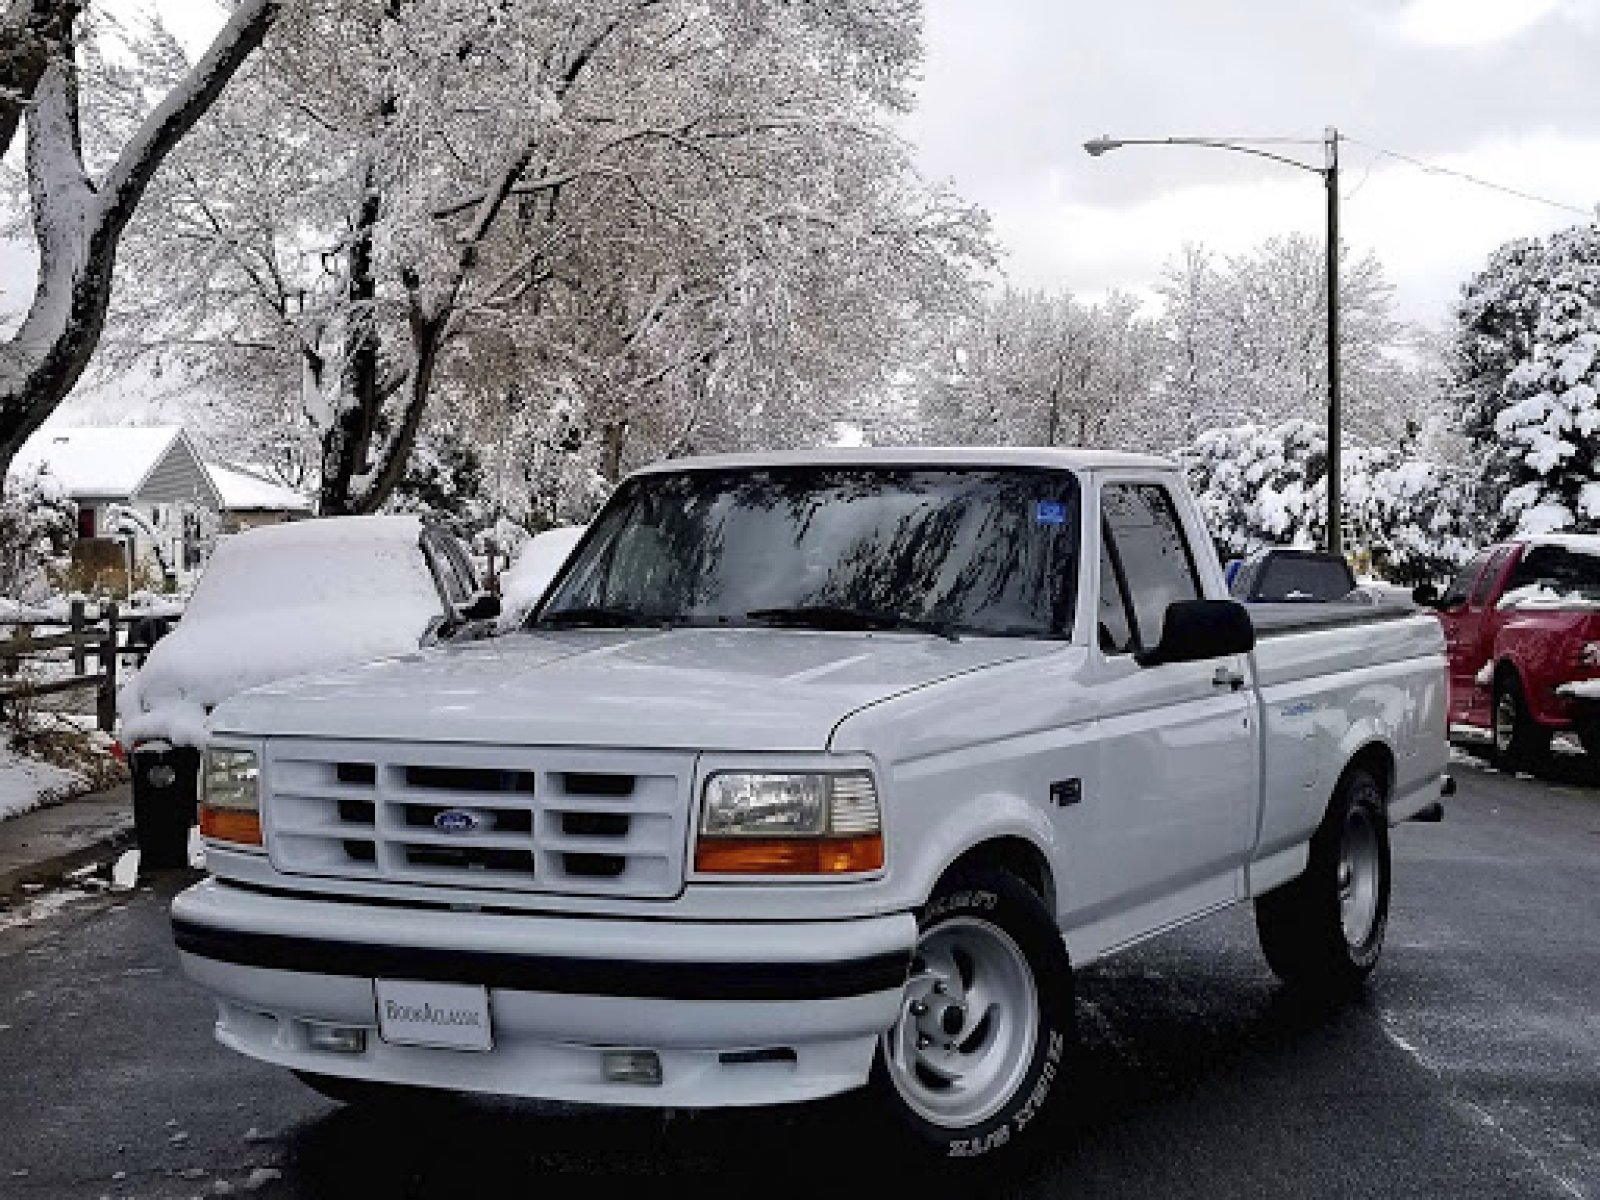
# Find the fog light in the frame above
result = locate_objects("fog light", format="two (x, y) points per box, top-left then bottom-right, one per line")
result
(306, 1024), (367, 1054)
(602, 1049), (662, 1085)
(146, 764), (177, 789)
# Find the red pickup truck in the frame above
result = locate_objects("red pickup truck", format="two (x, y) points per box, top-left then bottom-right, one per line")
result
(1429, 536), (1600, 769)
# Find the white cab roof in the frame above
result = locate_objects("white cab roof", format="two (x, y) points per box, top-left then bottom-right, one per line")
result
(628, 446), (1174, 477)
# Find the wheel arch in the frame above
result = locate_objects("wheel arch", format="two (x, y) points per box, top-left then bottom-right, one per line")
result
(1339, 740), (1396, 809)
(932, 835), (1057, 914)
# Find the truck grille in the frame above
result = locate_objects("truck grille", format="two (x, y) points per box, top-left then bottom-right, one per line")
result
(262, 740), (692, 899)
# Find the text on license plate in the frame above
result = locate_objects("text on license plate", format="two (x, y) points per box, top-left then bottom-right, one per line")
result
(374, 980), (492, 1052)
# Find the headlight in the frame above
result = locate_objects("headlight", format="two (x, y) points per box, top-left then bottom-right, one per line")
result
(200, 748), (263, 848)
(696, 771), (882, 875)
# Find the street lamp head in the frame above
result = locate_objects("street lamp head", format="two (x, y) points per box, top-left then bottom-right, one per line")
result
(1084, 136), (1121, 157)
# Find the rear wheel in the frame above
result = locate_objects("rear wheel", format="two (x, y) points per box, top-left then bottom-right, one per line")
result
(1255, 766), (1390, 994)
(873, 868), (1073, 1159)
(1492, 675), (1551, 774)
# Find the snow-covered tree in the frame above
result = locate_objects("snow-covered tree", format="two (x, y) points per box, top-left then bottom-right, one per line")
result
(917, 286), (1167, 451)
(1455, 223), (1600, 537)
(1160, 237), (1432, 446)
(0, 0), (280, 485)
(101, 0), (988, 516)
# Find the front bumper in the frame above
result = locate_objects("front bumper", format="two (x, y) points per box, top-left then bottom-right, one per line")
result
(171, 879), (916, 1108)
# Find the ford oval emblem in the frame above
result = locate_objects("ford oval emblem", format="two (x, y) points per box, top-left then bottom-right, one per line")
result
(434, 809), (482, 834)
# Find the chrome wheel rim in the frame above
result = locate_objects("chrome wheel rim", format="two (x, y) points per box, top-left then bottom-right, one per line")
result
(883, 916), (1038, 1129)
(1494, 692), (1517, 755)
(1338, 804), (1381, 948)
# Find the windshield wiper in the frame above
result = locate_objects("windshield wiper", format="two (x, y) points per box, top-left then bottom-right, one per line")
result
(745, 605), (962, 642)
(534, 606), (670, 630)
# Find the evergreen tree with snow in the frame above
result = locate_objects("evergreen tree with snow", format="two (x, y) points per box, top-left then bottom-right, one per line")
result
(1456, 224), (1600, 537)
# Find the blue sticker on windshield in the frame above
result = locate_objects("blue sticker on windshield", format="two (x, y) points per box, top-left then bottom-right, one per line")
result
(1035, 501), (1067, 526)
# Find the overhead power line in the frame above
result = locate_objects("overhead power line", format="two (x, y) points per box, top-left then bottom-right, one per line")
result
(1344, 135), (1596, 219)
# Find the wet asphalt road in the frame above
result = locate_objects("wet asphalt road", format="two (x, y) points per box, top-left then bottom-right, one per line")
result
(0, 758), (1596, 1199)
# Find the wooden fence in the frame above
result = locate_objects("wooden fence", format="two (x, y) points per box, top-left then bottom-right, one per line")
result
(0, 601), (163, 733)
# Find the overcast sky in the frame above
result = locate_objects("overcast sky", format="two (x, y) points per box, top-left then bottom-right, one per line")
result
(6, 0), (1598, 356)
(904, 0), (1600, 325)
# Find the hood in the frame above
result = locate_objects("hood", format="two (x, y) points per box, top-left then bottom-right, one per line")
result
(211, 628), (1052, 751)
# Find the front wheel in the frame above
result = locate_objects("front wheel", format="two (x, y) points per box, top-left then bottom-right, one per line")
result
(1255, 767), (1391, 995)
(873, 869), (1073, 1159)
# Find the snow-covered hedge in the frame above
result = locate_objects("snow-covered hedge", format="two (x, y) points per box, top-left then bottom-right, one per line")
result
(1180, 419), (1472, 582)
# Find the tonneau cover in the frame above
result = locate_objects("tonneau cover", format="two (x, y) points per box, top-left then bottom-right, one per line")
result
(1249, 602), (1417, 638)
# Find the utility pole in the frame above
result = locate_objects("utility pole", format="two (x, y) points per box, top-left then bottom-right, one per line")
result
(1324, 127), (1342, 558)
(1085, 128), (1347, 557)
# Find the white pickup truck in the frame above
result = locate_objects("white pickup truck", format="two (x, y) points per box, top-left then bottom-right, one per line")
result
(172, 448), (1448, 1159)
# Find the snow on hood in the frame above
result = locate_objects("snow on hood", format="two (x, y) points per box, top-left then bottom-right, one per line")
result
(119, 516), (443, 748)
(211, 627), (1053, 752)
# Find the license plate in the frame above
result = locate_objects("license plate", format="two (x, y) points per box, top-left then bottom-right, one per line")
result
(374, 980), (493, 1052)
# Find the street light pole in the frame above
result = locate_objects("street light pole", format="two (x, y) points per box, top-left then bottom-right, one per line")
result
(1323, 128), (1342, 558)
(1085, 129), (1345, 557)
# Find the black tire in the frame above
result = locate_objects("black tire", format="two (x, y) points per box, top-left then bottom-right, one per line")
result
(1576, 722), (1600, 763)
(1255, 766), (1391, 994)
(131, 750), (199, 870)
(871, 868), (1074, 1160)
(1491, 675), (1551, 774)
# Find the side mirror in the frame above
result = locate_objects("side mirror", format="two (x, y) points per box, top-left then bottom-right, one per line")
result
(1411, 583), (1439, 608)
(1135, 599), (1255, 668)
(458, 593), (502, 622)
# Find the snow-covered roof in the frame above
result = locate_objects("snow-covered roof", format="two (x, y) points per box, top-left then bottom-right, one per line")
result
(630, 446), (1175, 477)
(205, 462), (313, 513)
(9, 425), (189, 499)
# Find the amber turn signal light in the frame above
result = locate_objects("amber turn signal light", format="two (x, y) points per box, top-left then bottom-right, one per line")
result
(199, 807), (263, 847)
(694, 834), (883, 875)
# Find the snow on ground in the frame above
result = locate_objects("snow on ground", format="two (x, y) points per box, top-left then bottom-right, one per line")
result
(0, 743), (85, 821)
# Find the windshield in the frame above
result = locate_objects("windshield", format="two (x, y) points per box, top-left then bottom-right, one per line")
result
(1502, 543), (1600, 604)
(533, 466), (1081, 639)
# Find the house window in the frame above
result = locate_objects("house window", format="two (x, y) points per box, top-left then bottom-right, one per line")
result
(77, 507), (96, 539)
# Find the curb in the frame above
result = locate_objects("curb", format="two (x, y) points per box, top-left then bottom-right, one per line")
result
(0, 820), (136, 899)
(0, 787), (136, 900)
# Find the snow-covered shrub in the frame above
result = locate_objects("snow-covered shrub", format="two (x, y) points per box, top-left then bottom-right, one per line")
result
(1180, 419), (1472, 581)
(0, 466), (74, 604)
(1456, 224), (1600, 538)
(1181, 419), (1329, 556)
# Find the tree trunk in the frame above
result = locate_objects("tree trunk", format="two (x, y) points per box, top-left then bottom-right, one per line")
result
(601, 421), (628, 483)
(317, 186), (383, 516)
(0, 0), (81, 162)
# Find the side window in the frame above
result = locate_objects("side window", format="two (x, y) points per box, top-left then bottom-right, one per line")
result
(1469, 547), (1512, 608)
(1439, 548), (1492, 610)
(1098, 527), (1137, 655)
(1101, 484), (1202, 651)
(423, 534), (472, 607)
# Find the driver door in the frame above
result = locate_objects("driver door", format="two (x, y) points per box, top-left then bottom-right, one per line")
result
(1071, 480), (1256, 954)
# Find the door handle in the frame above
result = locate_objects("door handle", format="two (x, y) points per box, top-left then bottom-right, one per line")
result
(1213, 666), (1246, 691)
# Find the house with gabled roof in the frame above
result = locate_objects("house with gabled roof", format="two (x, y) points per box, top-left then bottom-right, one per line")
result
(9, 426), (313, 578)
